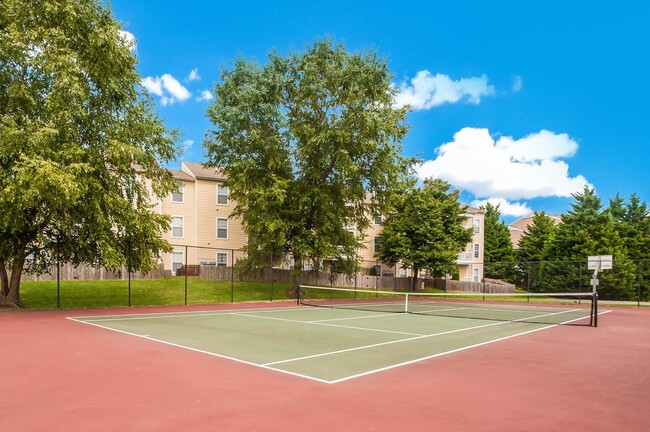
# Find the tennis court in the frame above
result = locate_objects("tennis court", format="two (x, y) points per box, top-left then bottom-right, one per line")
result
(70, 286), (601, 383)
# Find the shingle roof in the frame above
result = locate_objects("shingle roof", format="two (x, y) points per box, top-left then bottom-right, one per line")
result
(181, 161), (227, 180)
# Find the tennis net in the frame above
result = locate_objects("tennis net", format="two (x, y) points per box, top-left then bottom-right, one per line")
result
(298, 285), (598, 326)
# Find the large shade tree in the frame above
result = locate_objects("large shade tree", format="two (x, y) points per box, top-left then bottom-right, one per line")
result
(204, 39), (415, 290)
(0, 0), (180, 307)
(377, 179), (473, 291)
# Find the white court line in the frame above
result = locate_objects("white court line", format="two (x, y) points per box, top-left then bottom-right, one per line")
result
(66, 316), (331, 384)
(67, 308), (610, 385)
(230, 312), (423, 336)
(263, 308), (582, 366)
(263, 320), (507, 366)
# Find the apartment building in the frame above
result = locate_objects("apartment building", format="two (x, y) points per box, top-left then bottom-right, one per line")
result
(357, 205), (485, 281)
(158, 161), (246, 274)
(158, 162), (484, 281)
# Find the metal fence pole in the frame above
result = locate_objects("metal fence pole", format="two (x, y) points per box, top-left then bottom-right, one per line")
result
(230, 249), (234, 303)
(127, 242), (131, 307)
(269, 251), (273, 302)
(56, 235), (60, 309)
(638, 260), (642, 307)
(184, 245), (188, 305)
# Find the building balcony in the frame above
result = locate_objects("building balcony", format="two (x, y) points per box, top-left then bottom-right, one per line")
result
(457, 252), (475, 264)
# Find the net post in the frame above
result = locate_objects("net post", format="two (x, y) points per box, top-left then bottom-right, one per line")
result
(404, 293), (409, 313)
(593, 292), (598, 327)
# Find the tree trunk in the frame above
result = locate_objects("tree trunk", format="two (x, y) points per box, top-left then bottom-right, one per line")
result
(0, 259), (8, 297)
(411, 267), (419, 292)
(289, 252), (303, 297)
(0, 256), (26, 308)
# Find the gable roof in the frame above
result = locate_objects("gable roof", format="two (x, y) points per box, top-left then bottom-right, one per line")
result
(181, 161), (227, 181)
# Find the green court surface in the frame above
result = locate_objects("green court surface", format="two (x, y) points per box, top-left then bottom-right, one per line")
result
(70, 302), (597, 384)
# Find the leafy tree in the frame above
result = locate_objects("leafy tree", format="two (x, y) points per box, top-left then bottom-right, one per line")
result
(541, 187), (636, 299)
(204, 38), (415, 291)
(481, 203), (515, 280)
(0, 0), (180, 307)
(377, 179), (473, 291)
(516, 211), (558, 290)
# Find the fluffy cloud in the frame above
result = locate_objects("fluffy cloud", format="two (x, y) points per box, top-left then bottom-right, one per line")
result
(118, 30), (136, 52)
(196, 90), (213, 102)
(470, 198), (532, 217)
(186, 68), (200, 82)
(141, 74), (191, 105)
(394, 71), (495, 110)
(417, 127), (590, 200)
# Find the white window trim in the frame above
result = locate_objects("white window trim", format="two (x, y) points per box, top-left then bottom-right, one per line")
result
(216, 218), (229, 240)
(171, 215), (184, 238)
(171, 251), (184, 273)
(473, 218), (480, 234)
(217, 184), (229, 206)
(172, 185), (184, 203)
(216, 252), (228, 267)
(374, 236), (382, 254)
(474, 243), (480, 259)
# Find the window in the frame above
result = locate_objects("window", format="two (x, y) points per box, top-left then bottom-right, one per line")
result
(473, 268), (479, 282)
(172, 185), (184, 203)
(374, 215), (383, 225)
(217, 253), (228, 267)
(217, 218), (228, 239)
(474, 243), (480, 259)
(172, 252), (184, 273)
(172, 216), (183, 238)
(399, 267), (407, 277)
(473, 218), (480, 234)
(217, 184), (229, 205)
(373, 265), (382, 276)
(374, 236), (382, 254)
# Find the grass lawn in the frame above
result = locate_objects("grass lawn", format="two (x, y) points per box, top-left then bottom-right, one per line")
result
(18, 277), (294, 310)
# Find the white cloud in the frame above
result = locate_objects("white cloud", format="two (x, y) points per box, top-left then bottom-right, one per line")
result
(416, 127), (591, 200)
(512, 75), (523, 93)
(141, 74), (191, 105)
(141, 76), (163, 96)
(118, 29), (136, 52)
(186, 68), (201, 82)
(183, 140), (194, 152)
(470, 198), (532, 217)
(196, 90), (213, 102)
(394, 71), (495, 110)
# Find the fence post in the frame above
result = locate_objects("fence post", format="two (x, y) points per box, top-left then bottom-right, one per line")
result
(56, 234), (60, 309)
(127, 242), (131, 307)
(269, 251), (273, 302)
(638, 260), (642, 307)
(184, 245), (188, 305)
(230, 249), (234, 303)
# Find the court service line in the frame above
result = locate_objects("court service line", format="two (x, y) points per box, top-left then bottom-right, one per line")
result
(263, 308), (582, 367)
(229, 312), (424, 336)
(329, 313), (594, 384)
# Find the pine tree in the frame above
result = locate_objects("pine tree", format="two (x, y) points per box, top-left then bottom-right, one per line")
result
(517, 212), (558, 291)
(541, 187), (636, 299)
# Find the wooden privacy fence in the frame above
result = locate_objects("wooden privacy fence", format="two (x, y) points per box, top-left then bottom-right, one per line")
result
(199, 265), (513, 293)
(21, 263), (165, 282)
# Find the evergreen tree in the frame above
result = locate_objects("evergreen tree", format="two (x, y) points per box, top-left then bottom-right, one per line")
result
(517, 212), (558, 291)
(481, 203), (515, 281)
(607, 193), (650, 300)
(541, 187), (636, 299)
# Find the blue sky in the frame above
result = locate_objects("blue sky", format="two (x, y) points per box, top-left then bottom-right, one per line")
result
(111, 0), (650, 221)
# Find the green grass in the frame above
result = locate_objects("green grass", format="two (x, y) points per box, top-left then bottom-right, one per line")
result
(18, 277), (294, 310)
